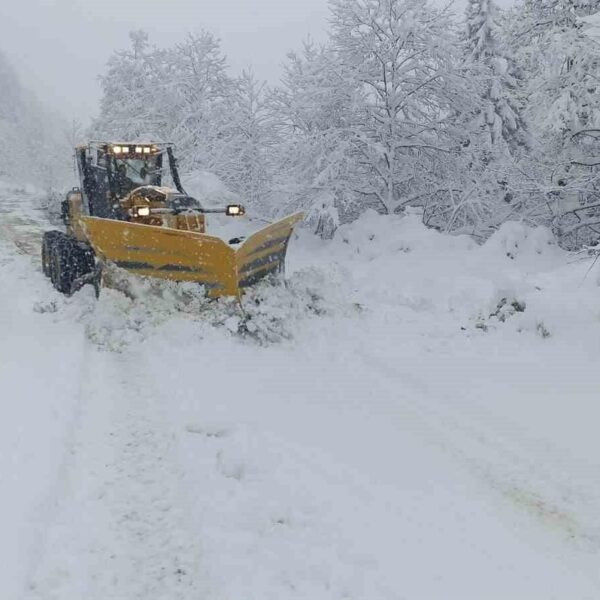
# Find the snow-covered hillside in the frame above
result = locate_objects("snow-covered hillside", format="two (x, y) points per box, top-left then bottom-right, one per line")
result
(2, 185), (600, 599)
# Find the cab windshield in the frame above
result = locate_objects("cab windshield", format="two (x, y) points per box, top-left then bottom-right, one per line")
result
(113, 157), (161, 188)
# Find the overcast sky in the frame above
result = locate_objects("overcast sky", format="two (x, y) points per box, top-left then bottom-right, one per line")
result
(1, 0), (514, 124)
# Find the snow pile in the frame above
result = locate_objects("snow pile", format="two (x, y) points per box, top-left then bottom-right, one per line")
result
(40, 260), (358, 350)
(302, 211), (583, 341)
(316, 211), (515, 327)
(330, 208), (475, 261)
(483, 220), (562, 264)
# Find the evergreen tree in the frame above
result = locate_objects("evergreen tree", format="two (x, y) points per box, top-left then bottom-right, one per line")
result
(465, 0), (528, 155)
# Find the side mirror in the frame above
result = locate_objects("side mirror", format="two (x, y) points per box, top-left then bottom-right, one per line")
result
(226, 204), (245, 217)
(62, 189), (83, 225)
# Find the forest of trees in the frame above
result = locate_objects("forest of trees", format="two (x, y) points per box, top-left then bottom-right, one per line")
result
(3, 0), (600, 248)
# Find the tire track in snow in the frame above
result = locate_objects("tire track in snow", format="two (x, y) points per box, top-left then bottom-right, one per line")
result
(99, 353), (209, 600)
(0, 189), (99, 598)
(360, 351), (600, 551)
(26, 348), (208, 600)
(22, 334), (94, 600)
(0, 191), (208, 599)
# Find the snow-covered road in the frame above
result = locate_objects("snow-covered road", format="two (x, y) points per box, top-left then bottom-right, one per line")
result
(2, 185), (600, 599)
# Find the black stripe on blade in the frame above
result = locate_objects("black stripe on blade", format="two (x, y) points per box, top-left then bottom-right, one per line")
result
(157, 264), (206, 273)
(244, 235), (290, 257)
(114, 260), (156, 270)
(115, 260), (205, 274)
(239, 250), (286, 274)
(239, 263), (280, 288)
(114, 261), (223, 288)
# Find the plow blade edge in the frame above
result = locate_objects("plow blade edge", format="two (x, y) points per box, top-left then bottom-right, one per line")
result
(236, 213), (304, 289)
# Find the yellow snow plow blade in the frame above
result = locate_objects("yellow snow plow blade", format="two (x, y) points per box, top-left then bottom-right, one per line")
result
(236, 213), (304, 289)
(80, 213), (303, 297)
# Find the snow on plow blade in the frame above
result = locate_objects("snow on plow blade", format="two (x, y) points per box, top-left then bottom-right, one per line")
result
(80, 213), (303, 297)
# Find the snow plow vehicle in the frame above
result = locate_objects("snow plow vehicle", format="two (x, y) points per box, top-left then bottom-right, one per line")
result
(42, 142), (303, 297)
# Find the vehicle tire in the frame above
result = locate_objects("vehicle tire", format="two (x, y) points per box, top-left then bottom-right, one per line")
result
(75, 244), (95, 278)
(66, 242), (95, 280)
(41, 231), (62, 278)
(51, 237), (77, 294)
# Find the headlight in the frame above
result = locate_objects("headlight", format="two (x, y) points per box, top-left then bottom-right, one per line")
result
(133, 205), (151, 217)
(226, 204), (245, 216)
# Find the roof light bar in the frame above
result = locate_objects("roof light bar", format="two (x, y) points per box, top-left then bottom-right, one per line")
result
(110, 144), (157, 155)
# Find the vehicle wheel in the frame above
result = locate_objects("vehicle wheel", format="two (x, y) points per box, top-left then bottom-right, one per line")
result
(66, 242), (95, 280)
(41, 231), (61, 278)
(75, 245), (95, 278)
(51, 238), (76, 294)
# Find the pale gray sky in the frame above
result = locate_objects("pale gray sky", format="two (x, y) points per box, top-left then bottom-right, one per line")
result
(1, 0), (514, 124)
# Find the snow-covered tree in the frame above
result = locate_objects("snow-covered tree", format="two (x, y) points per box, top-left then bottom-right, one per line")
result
(329, 0), (491, 230)
(165, 32), (235, 173)
(465, 0), (528, 155)
(89, 5), (600, 246)
(218, 70), (275, 210)
(94, 31), (241, 186)
(95, 30), (163, 140)
(269, 40), (359, 233)
(507, 0), (600, 138)
(505, 0), (600, 246)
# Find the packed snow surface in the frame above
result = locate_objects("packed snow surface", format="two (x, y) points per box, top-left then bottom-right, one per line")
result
(1, 187), (600, 599)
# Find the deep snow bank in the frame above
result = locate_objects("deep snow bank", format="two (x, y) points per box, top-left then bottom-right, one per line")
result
(309, 208), (594, 340)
